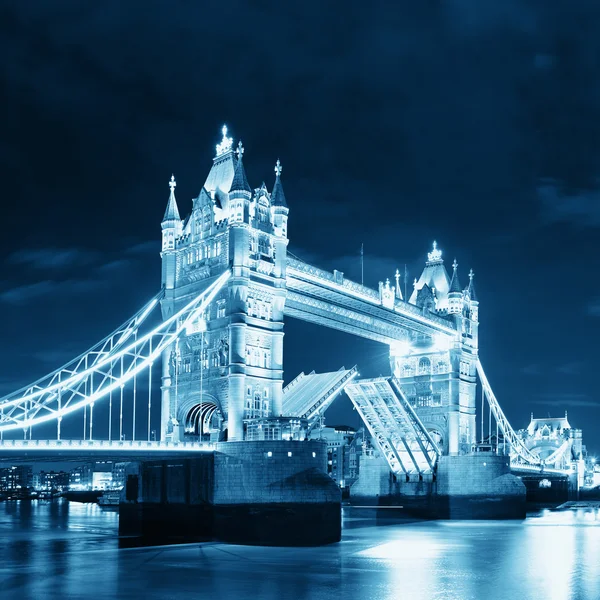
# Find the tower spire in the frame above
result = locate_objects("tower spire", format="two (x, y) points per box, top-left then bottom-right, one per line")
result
(466, 268), (478, 302)
(395, 269), (402, 300)
(162, 174), (181, 222)
(449, 258), (461, 293)
(215, 124), (233, 157)
(230, 141), (252, 194)
(271, 158), (287, 208)
(427, 240), (443, 264)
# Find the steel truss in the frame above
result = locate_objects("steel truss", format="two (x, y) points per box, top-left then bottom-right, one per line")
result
(477, 360), (570, 471)
(345, 377), (440, 476)
(0, 271), (230, 435)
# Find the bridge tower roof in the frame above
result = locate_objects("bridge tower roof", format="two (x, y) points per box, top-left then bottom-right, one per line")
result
(203, 125), (237, 201)
(409, 241), (451, 309)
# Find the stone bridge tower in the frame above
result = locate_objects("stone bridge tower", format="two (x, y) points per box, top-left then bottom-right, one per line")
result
(159, 127), (289, 441)
(390, 243), (479, 455)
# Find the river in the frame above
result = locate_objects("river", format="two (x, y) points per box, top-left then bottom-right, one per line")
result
(1, 500), (599, 599)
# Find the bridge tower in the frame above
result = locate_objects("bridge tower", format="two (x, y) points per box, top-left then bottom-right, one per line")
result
(159, 127), (289, 441)
(390, 243), (479, 455)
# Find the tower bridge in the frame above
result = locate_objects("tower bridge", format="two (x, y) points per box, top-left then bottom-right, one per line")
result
(0, 127), (585, 538)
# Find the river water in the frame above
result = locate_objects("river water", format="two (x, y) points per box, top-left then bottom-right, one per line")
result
(1, 500), (599, 599)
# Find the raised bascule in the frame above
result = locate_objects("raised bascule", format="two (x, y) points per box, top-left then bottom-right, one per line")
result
(0, 126), (586, 544)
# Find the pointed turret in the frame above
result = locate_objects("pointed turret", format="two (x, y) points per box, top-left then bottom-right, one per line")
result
(230, 141), (252, 195)
(161, 175), (182, 290)
(162, 175), (181, 224)
(271, 159), (288, 208)
(394, 269), (403, 300)
(448, 259), (462, 314)
(465, 269), (478, 302)
(449, 259), (461, 293)
(271, 159), (289, 240)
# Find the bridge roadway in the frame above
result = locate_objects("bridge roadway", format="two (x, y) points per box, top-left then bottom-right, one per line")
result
(0, 439), (214, 462)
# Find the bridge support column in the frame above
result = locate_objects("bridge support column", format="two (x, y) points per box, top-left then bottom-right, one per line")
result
(271, 331), (284, 417)
(448, 410), (459, 455)
(160, 346), (173, 441)
(227, 374), (245, 441)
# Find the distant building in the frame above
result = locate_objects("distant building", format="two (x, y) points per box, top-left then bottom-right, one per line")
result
(69, 464), (93, 489)
(309, 425), (356, 488)
(0, 466), (33, 491)
(516, 412), (583, 471)
(39, 470), (69, 492)
(112, 463), (129, 489)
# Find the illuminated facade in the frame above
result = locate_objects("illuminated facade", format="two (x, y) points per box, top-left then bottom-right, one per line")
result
(160, 127), (288, 442)
(160, 127), (479, 454)
(516, 413), (583, 472)
(390, 247), (479, 454)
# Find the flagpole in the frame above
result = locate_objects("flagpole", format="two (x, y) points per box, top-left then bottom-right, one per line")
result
(360, 244), (364, 286)
(404, 264), (408, 300)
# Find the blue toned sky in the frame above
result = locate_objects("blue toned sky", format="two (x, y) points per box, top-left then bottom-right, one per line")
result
(1, 1), (599, 452)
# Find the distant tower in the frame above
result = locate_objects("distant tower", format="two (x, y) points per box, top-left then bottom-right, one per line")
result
(159, 127), (289, 442)
(391, 242), (478, 455)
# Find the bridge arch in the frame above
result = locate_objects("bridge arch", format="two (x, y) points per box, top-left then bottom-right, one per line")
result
(178, 392), (222, 439)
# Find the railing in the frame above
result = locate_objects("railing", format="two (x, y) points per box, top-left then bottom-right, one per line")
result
(286, 257), (455, 332)
(0, 439), (215, 452)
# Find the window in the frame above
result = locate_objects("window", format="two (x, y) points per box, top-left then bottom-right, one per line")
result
(403, 364), (414, 377)
(418, 357), (431, 375)
(217, 300), (226, 319)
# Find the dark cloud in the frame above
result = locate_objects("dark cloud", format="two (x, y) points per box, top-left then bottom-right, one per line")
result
(531, 394), (599, 409)
(537, 180), (600, 226)
(7, 248), (99, 269)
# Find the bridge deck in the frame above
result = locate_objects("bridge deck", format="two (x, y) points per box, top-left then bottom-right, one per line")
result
(282, 367), (358, 420)
(345, 377), (440, 475)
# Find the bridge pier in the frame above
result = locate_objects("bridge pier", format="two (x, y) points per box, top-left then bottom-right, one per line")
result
(119, 440), (341, 546)
(350, 452), (526, 519)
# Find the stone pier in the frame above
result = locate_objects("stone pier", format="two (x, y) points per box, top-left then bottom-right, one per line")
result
(120, 440), (341, 546)
(350, 452), (526, 519)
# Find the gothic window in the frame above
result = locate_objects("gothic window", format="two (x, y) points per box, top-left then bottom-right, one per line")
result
(217, 300), (226, 319)
(258, 236), (270, 257)
(418, 357), (431, 376)
(254, 392), (261, 412)
(247, 386), (252, 397)
(403, 364), (414, 377)
(436, 361), (446, 374)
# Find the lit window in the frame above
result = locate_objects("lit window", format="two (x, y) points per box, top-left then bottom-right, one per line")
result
(288, 451), (292, 457)
(312, 452), (316, 458)
(267, 451), (272, 458)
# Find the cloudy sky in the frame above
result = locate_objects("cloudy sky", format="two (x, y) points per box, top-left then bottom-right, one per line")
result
(1, 1), (599, 452)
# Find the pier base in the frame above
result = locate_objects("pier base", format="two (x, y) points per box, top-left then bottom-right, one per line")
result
(119, 440), (341, 546)
(350, 453), (526, 519)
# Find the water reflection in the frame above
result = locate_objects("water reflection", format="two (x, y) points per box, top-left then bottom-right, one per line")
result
(0, 500), (599, 599)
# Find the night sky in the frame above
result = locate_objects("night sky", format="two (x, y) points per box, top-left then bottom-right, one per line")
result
(1, 2), (599, 454)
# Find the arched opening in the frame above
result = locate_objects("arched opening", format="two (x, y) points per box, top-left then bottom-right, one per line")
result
(185, 402), (219, 441)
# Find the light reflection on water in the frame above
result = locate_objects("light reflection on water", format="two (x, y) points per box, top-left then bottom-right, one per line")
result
(0, 500), (599, 600)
